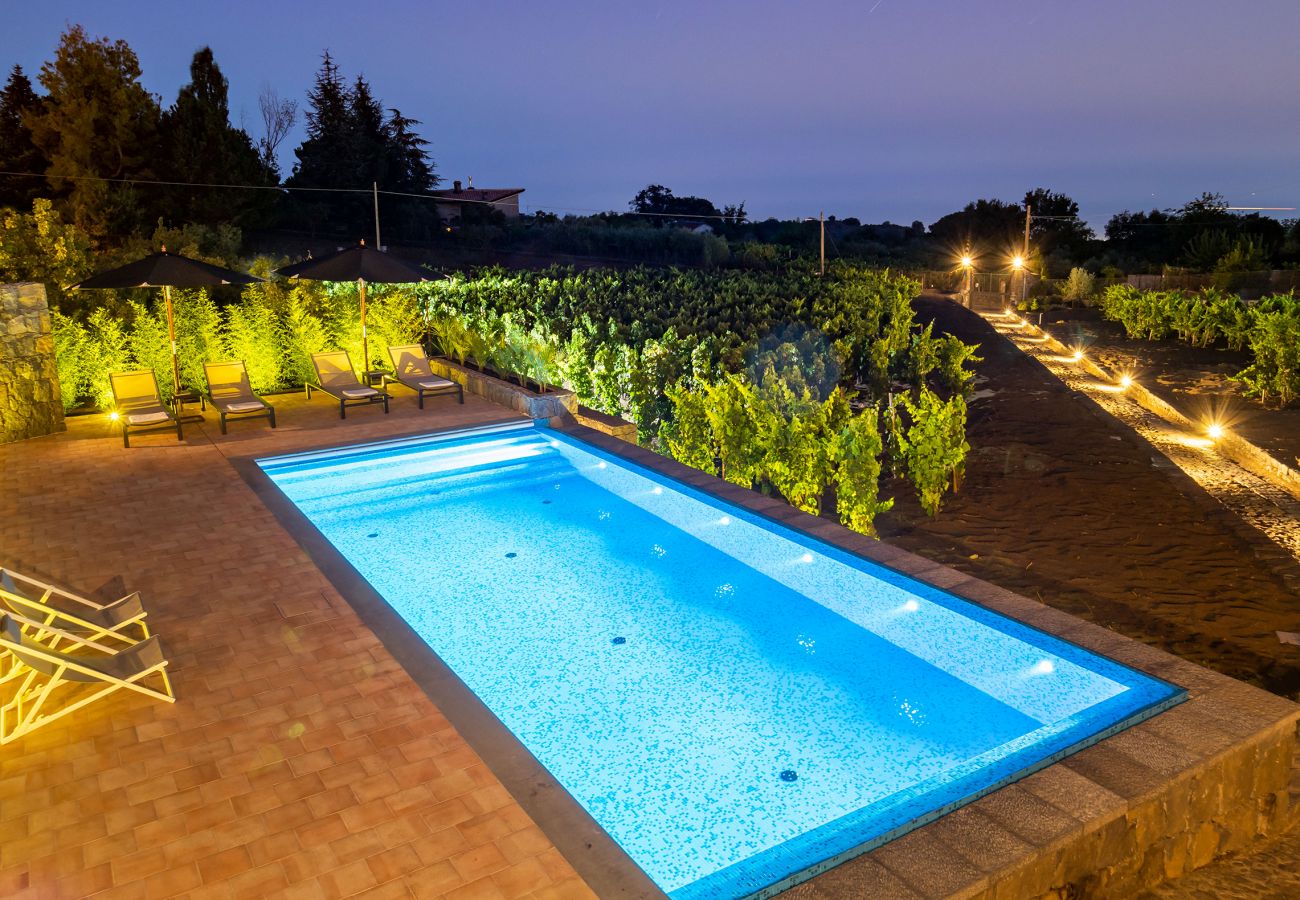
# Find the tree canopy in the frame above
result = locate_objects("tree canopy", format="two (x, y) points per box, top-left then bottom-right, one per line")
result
(26, 25), (161, 241)
(631, 184), (722, 220)
(160, 47), (275, 228)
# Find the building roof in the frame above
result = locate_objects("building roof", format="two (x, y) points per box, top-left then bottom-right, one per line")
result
(429, 187), (525, 203)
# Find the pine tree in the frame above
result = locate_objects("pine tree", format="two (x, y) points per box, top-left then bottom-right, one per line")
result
(0, 65), (47, 210)
(26, 25), (162, 241)
(160, 47), (274, 227)
(287, 51), (355, 234)
(287, 52), (437, 239)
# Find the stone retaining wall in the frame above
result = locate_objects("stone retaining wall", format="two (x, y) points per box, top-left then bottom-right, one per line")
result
(0, 283), (65, 444)
(427, 357), (576, 419)
(573, 405), (638, 443)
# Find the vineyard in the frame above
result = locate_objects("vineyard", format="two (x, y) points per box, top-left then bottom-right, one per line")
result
(1100, 285), (1300, 406)
(51, 263), (980, 533)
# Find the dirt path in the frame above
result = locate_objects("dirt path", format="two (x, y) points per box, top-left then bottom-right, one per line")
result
(876, 296), (1300, 698)
(989, 309), (1300, 565)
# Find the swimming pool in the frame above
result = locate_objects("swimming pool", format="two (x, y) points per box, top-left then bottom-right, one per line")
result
(259, 422), (1184, 898)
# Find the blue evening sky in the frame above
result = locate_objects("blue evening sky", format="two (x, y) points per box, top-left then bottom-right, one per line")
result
(3, 0), (1298, 229)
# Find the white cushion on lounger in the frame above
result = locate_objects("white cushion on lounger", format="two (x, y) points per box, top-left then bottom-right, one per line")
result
(341, 387), (378, 399)
(418, 378), (454, 389)
(225, 401), (265, 413)
(126, 411), (170, 425)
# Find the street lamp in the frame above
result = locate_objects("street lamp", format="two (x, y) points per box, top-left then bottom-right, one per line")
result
(958, 252), (974, 307)
(1010, 255), (1028, 307)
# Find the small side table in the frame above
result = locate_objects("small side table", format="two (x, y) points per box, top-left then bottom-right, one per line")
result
(363, 370), (387, 387)
(174, 388), (206, 424)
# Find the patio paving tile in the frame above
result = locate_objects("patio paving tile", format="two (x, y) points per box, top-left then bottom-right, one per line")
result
(0, 394), (589, 897)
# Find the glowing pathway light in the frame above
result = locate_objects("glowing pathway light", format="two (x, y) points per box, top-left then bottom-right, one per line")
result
(1119, 374), (1133, 389)
(1207, 423), (1225, 441)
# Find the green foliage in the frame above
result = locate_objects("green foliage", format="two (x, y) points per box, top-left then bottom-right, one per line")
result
(49, 310), (88, 410)
(833, 408), (892, 535)
(0, 199), (94, 308)
(278, 291), (329, 388)
(662, 384), (715, 472)
(1061, 267), (1096, 304)
(26, 25), (161, 239)
(82, 307), (131, 409)
(48, 263), (978, 530)
(1101, 284), (1300, 405)
(899, 388), (969, 516)
(223, 296), (282, 391)
(1232, 299), (1300, 406)
(935, 335), (982, 398)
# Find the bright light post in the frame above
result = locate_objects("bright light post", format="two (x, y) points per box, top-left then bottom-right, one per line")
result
(1011, 254), (1027, 307)
(959, 253), (974, 307)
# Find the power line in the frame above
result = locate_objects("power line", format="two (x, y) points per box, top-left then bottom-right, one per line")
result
(0, 169), (748, 222)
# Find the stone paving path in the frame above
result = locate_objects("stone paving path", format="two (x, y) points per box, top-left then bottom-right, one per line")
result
(984, 311), (1300, 566)
(0, 393), (596, 900)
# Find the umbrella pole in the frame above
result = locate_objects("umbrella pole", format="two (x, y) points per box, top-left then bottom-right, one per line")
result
(359, 278), (369, 377)
(164, 285), (182, 398)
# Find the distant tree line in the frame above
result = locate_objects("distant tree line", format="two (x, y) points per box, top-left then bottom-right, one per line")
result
(2, 24), (1297, 279)
(0, 26), (437, 252)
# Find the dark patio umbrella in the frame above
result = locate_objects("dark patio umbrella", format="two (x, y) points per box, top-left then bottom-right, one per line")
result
(275, 241), (433, 374)
(73, 248), (263, 401)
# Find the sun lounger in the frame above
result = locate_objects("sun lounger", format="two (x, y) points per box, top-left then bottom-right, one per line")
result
(109, 370), (182, 447)
(0, 612), (174, 744)
(1, 567), (150, 647)
(306, 350), (390, 419)
(203, 360), (276, 434)
(385, 344), (464, 409)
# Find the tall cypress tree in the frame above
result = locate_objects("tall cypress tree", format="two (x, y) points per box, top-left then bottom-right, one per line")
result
(0, 65), (47, 210)
(160, 47), (274, 227)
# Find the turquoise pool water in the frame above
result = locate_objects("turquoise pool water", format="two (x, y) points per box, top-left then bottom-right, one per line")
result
(259, 423), (1184, 898)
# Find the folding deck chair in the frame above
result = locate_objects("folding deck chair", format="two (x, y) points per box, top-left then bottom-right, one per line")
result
(307, 350), (390, 419)
(0, 612), (174, 744)
(385, 344), (464, 409)
(109, 370), (182, 447)
(1, 567), (150, 648)
(203, 360), (276, 434)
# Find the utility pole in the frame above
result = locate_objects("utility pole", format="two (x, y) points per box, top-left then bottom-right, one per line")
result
(1021, 203), (1032, 305)
(373, 182), (382, 250)
(819, 211), (825, 277)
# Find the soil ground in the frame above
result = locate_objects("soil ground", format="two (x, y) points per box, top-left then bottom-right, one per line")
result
(1035, 305), (1300, 468)
(875, 295), (1300, 699)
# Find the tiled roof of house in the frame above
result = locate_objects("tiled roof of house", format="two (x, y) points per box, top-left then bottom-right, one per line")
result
(429, 187), (524, 203)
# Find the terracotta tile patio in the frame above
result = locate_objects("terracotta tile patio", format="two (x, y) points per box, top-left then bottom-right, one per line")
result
(0, 390), (598, 899)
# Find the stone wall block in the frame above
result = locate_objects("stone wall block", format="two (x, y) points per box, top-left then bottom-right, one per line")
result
(0, 282), (66, 443)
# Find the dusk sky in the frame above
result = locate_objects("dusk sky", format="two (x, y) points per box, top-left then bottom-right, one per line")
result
(4, 0), (1298, 230)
